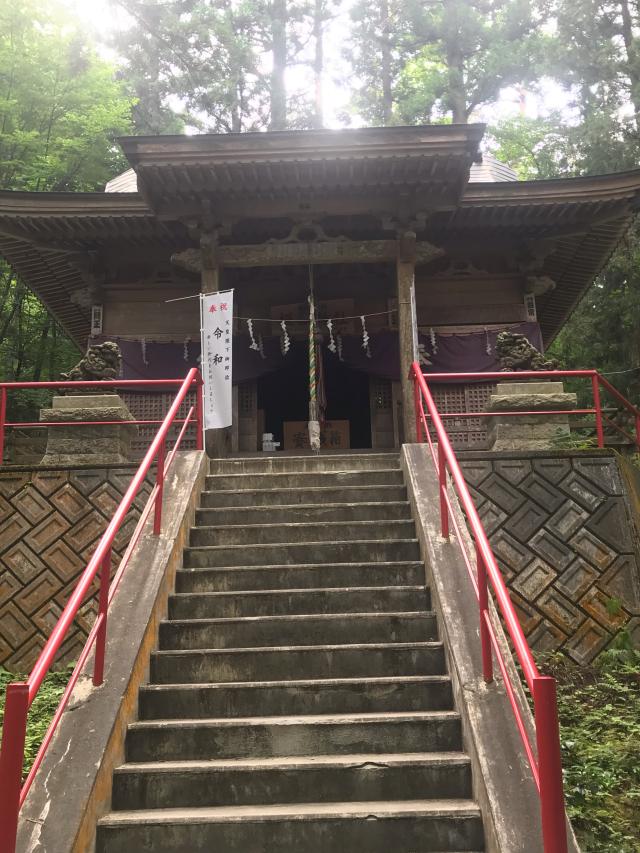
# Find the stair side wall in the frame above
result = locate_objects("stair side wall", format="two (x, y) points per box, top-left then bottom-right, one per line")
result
(458, 449), (640, 663)
(0, 464), (154, 673)
(16, 451), (207, 853)
(402, 443), (580, 853)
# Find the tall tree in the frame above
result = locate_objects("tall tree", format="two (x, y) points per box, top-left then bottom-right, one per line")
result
(401, 0), (544, 124)
(114, 0), (319, 133)
(0, 0), (133, 190)
(541, 0), (640, 172)
(346, 0), (544, 125)
(345, 0), (408, 125)
(0, 0), (134, 397)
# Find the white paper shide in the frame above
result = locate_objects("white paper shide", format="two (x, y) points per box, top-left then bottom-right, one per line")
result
(200, 290), (233, 429)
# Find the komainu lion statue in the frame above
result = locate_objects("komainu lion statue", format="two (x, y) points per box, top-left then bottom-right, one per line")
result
(60, 341), (122, 391)
(496, 331), (557, 371)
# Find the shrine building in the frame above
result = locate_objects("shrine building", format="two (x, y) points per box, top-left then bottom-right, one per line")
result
(2, 123), (640, 453)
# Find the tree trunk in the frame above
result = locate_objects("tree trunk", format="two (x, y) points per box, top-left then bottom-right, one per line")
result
(313, 0), (325, 129)
(618, 0), (640, 130)
(443, 0), (467, 123)
(0, 282), (24, 345)
(270, 0), (287, 130)
(32, 315), (51, 381)
(380, 0), (393, 124)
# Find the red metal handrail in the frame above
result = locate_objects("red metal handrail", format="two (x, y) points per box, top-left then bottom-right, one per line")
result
(411, 362), (568, 853)
(420, 369), (640, 451)
(0, 369), (204, 853)
(0, 377), (203, 465)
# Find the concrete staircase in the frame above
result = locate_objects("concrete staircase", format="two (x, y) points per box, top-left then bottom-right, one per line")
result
(96, 452), (485, 852)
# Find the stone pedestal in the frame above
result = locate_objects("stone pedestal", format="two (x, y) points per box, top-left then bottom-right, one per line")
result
(39, 395), (137, 466)
(488, 381), (577, 451)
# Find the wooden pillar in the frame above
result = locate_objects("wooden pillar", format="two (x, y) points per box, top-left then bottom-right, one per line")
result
(201, 233), (232, 458)
(396, 231), (417, 442)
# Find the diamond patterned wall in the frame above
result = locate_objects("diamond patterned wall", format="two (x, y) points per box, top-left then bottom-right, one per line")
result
(0, 466), (153, 673)
(460, 452), (640, 664)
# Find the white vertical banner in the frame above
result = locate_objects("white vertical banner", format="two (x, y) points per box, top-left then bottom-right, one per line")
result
(200, 289), (234, 430)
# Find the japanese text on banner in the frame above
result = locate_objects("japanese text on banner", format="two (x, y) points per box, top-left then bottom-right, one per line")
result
(200, 290), (233, 429)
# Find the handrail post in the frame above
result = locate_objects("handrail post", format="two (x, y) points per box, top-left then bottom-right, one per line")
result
(438, 442), (449, 539)
(476, 543), (493, 683)
(413, 374), (422, 442)
(153, 438), (166, 535)
(0, 682), (29, 853)
(195, 374), (204, 451)
(533, 676), (568, 853)
(0, 386), (7, 465)
(93, 546), (112, 687)
(592, 374), (605, 448)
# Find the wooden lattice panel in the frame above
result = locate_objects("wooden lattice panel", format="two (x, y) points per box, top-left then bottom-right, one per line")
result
(430, 382), (496, 449)
(121, 391), (198, 458)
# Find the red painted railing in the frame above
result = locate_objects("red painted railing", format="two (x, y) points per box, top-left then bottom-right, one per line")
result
(0, 377), (205, 465)
(411, 362), (568, 853)
(423, 369), (640, 450)
(0, 369), (204, 853)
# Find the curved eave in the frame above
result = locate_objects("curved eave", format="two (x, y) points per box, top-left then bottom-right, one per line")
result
(537, 216), (630, 343)
(462, 169), (640, 204)
(0, 191), (180, 246)
(0, 235), (89, 346)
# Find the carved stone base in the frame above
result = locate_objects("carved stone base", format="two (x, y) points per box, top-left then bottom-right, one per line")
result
(40, 395), (137, 466)
(488, 381), (577, 451)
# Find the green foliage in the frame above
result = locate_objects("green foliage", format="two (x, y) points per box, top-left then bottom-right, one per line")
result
(346, 0), (544, 125)
(540, 651), (640, 853)
(487, 115), (575, 179)
(0, 0), (135, 392)
(0, 0), (133, 191)
(112, 0), (325, 133)
(0, 665), (74, 779)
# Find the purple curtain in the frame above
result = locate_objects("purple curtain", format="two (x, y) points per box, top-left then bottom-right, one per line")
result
(91, 321), (543, 383)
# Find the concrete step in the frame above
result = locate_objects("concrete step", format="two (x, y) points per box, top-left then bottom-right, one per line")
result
(196, 500), (412, 526)
(126, 711), (462, 762)
(205, 469), (403, 491)
(159, 612), (436, 650)
(209, 453), (399, 474)
(97, 800), (484, 853)
(112, 752), (472, 810)
(200, 484), (407, 508)
(150, 642), (444, 684)
(167, 586), (430, 619)
(175, 561), (425, 593)
(138, 675), (454, 720)
(190, 519), (416, 547)
(183, 539), (421, 568)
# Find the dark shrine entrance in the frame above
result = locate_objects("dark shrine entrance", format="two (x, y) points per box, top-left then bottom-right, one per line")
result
(257, 344), (372, 450)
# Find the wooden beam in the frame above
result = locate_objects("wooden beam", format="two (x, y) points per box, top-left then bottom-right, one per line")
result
(173, 239), (444, 271)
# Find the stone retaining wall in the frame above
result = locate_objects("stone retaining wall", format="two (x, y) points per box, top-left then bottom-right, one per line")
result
(459, 450), (640, 664)
(0, 466), (152, 672)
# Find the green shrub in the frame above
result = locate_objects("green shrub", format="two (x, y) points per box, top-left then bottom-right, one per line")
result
(541, 651), (640, 852)
(0, 665), (73, 778)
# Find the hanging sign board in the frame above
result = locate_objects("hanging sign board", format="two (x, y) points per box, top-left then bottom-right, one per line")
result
(200, 289), (234, 430)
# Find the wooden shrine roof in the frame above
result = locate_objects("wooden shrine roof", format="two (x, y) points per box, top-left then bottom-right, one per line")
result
(0, 126), (639, 346)
(118, 125), (486, 213)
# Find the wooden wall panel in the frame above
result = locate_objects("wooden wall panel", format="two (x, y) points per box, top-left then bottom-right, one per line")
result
(415, 276), (527, 326)
(103, 285), (199, 337)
